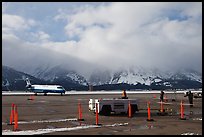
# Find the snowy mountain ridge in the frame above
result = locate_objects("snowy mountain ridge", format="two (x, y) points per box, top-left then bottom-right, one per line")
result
(88, 67), (202, 86)
(2, 65), (202, 91)
(31, 66), (88, 86)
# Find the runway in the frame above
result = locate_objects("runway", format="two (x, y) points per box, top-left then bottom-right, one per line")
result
(2, 91), (202, 135)
(2, 90), (202, 96)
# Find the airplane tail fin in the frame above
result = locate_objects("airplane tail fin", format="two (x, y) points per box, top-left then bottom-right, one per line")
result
(25, 78), (31, 88)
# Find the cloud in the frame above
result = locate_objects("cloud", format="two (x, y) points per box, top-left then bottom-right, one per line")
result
(32, 31), (50, 42)
(2, 14), (36, 31)
(2, 2), (202, 78)
(2, 2), (6, 13)
(54, 2), (202, 71)
(2, 14), (28, 33)
(2, 13), (37, 41)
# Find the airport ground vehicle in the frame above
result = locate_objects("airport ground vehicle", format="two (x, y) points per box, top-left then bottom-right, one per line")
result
(193, 92), (202, 98)
(89, 98), (139, 116)
(184, 91), (202, 99)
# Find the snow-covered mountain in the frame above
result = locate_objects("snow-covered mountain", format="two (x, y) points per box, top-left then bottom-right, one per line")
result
(88, 66), (202, 87)
(2, 65), (202, 91)
(2, 66), (45, 91)
(31, 65), (88, 86)
(2, 65), (89, 91)
(169, 69), (202, 82)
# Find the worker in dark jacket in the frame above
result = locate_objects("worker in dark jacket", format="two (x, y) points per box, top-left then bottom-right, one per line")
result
(184, 91), (193, 107)
(122, 90), (128, 99)
(160, 90), (164, 102)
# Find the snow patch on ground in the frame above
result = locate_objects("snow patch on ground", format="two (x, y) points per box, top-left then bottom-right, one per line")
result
(2, 125), (99, 135)
(192, 118), (202, 121)
(181, 132), (200, 135)
(103, 123), (128, 127)
(2, 118), (77, 125)
(2, 122), (128, 135)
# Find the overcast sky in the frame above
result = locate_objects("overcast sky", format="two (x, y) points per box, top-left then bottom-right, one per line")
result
(2, 2), (202, 76)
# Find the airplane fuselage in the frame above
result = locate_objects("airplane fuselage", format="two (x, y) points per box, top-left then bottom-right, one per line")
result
(28, 84), (66, 94)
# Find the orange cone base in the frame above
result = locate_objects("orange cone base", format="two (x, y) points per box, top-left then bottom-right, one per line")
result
(179, 117), (186, 120)
(77, 118), (85, 121)
(7, 123), (15, 125)
(13, 128), (21, 131)
(94, 123), (102, 126)
(146, 119), (154, 122)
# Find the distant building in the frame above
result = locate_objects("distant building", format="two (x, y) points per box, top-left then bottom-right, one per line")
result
(89, 85), (93, 91)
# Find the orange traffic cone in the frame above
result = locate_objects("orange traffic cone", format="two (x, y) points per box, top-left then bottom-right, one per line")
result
(146, 101), (154, 121)
(157, 101), (168, 116)
(77, 101), (84, 121)
(8, 103), (15, 125)
(128, 101), (132, 118)
(95, 103), (101, 125)
(180, 100), (186, 120)
(13, 105), (18, 131)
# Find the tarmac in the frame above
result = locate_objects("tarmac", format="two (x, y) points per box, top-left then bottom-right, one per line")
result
(2, 92), (202, 135)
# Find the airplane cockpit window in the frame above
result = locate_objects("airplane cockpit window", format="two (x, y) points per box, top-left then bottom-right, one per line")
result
(57, 86), (63, 89)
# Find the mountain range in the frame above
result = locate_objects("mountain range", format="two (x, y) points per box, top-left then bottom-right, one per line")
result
(2, 65), (202, 91)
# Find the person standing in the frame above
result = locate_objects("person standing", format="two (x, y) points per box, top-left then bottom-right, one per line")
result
(122, 90), (128, 99)
(160, 90), (164, 102)
(185, 91), (193, 107)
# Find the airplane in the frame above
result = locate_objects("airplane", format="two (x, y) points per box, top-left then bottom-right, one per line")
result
(25, 78), (66, 96)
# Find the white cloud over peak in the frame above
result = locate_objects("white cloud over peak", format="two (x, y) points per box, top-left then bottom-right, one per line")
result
(2, 2), (202, 77)
(54, 2), (202, 71)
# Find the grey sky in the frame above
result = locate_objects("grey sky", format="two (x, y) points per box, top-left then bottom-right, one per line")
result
(2, 2), (202, 77)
